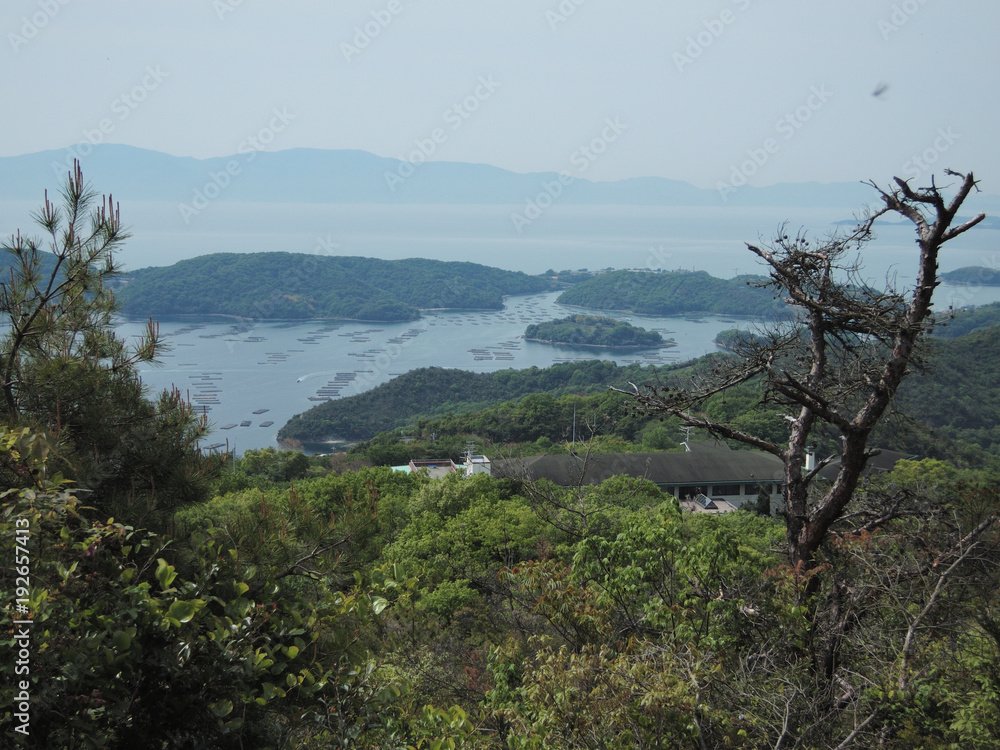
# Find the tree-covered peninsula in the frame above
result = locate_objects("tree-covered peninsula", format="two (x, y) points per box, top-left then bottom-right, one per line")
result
(524, 314), (668, 349)
(556, 269), (787, 317)
(277, 359), (669, 444)
(116, 252), (552, 321)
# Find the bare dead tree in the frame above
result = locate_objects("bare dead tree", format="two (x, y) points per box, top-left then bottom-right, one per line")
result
(618, 171), (985, 570)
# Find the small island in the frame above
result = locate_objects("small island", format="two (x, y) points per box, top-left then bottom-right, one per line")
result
(941, 266), (1000, 286)
(525, 314), (670, 349)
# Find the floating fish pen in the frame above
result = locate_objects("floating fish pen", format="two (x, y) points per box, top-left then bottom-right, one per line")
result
(259, 421), (274, 427)
(252, 408), (269, 414)
(220, 424), (237, 430)
(308, 396), (331, 401)
(240, 421), (251, 427)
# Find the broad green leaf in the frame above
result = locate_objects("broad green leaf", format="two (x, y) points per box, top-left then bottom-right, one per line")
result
(112, 630), (131, 652)
(155, 558), (177, 590)
(167, 600), (197, 623)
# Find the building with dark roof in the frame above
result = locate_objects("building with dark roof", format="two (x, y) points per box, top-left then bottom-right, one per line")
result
(815, 449), (919, 483)
(493, 441), (785, 509)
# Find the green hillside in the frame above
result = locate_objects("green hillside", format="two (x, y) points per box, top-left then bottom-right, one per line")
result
(933, 302), (1000, 338)
(277, 358), (711, 444)
(116, 252), (552, 321)
(556, 269), (787, 317)
(895, 324), (1000, 452)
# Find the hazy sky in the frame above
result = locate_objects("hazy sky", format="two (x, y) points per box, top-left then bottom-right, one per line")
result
(3, 0), (998, 190)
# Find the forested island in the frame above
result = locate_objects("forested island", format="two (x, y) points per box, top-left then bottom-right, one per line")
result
(556, 268), (787, 317)
(941, 266), (1000, 285)
(524, 314), (668, 349)
(116, 252), (552, 321)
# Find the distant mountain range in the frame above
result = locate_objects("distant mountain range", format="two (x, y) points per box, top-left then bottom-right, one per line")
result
(6, 144), (992, 211)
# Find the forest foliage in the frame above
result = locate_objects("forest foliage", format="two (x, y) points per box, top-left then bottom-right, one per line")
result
(935, 301), (1000, 338)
